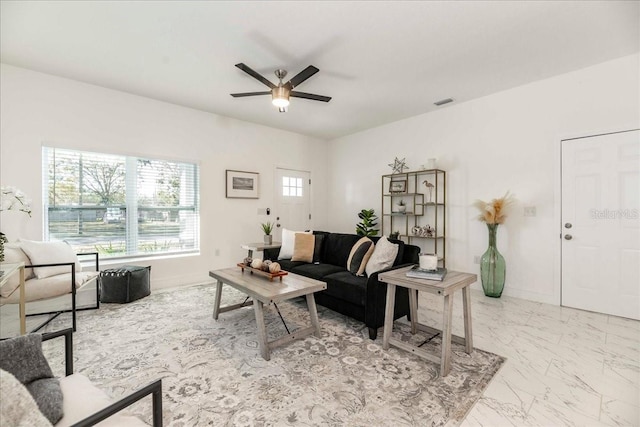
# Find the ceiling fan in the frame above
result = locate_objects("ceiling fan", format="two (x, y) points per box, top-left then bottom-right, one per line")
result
(231, 63), (332, 112)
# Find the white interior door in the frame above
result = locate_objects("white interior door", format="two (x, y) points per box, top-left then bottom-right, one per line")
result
(561, 129), (640, 320)
(274, 168), (311, 240)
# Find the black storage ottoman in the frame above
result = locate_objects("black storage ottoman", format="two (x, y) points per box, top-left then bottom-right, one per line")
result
(100, 265), (151, 303)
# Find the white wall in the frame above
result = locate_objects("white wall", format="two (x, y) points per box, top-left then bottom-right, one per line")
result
(327, 54), (640, 304)
(0, 64), (328, 289)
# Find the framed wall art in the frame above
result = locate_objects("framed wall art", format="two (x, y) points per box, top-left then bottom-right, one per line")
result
(226, 170), (259, 199)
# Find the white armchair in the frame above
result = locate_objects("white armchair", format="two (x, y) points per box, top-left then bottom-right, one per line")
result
(0, 240), (100, 335)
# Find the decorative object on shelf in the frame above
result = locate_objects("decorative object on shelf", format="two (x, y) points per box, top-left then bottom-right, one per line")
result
(389, 179), (407, 193)
(418, 158), (437, 170)
(261, 221), (274, 244)
(473, 191), (516, 298)
(389, 231), (400, 240)
(0, 186), (32, 262)
(226, 170), (259, 199)
(396, 200), (406, 213)
(356, 209), (379, 237)
(411, 225), (435, 237)
(423, 180), (435, 203)
(388, 157), (408, 174)
(0, 233), (6, 263)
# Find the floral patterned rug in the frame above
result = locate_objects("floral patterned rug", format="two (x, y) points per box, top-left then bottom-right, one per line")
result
(42, 283), (504, 426)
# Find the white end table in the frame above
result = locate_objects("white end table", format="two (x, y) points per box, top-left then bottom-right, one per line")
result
(241, 242), (282, 258)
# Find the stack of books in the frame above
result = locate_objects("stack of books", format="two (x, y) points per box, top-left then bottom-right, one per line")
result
(405, 266), (448, 281)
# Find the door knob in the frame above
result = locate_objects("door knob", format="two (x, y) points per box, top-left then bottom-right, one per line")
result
(564, 234), (573, 240)
(564, 223), (572, 229)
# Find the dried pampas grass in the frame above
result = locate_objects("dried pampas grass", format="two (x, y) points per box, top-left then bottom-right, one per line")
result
(473, 191), (516, 224)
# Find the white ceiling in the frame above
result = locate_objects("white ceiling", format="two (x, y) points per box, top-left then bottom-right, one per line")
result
(1, 1), (638, 140)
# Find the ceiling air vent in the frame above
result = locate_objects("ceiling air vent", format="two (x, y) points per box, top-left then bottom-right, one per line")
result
(434, 98), (454, 106)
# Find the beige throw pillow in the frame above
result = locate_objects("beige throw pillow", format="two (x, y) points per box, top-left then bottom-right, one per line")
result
(19, 240), (81, 279)
(291, 233), (315, 263)
(278, 228), (311, 260)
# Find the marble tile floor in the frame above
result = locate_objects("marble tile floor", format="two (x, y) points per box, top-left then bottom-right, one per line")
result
(402, 289), (639, 426)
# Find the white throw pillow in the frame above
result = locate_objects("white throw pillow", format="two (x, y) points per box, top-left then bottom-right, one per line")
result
(278, 228), (311, 260)
(365, 236), (399, 277)
(19, 240), (81, 279)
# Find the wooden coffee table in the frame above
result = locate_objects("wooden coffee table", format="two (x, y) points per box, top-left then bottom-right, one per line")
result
(208, 267), (326, 360)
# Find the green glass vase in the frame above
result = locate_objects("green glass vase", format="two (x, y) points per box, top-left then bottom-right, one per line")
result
(480, 223), (506, 298)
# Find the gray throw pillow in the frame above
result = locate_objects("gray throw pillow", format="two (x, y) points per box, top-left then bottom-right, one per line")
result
(0, 334), (64, 424)
(26, 378), (64, 424)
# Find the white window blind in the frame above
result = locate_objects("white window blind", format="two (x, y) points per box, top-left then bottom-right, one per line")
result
(43, 147), (199, 258)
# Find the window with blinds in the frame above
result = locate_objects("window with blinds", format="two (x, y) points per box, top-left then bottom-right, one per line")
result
(43, 147), (199, 258)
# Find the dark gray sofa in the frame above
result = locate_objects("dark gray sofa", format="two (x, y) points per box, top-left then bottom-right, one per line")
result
(264, 231), (420, 340)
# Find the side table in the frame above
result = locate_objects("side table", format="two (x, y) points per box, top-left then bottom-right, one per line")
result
(378, 267), (476, 377)
(0, 262), (26, 335)
(241, 242), (282, 258)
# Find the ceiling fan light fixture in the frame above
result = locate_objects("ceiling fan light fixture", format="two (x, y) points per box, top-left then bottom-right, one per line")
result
(272, 87), (290, 108)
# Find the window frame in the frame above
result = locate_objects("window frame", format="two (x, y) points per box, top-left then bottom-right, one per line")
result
(43, 146), (200, 260)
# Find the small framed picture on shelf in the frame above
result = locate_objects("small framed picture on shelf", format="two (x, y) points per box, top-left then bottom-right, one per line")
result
(389, 179), (407, 193)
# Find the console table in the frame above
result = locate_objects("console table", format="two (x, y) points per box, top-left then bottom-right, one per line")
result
(378, 267), (476, 376)
(0, 262), (26, 335)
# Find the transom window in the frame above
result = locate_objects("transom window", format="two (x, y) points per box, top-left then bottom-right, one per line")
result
(43, 147), (199, 258)
(282, 176), (303, 197)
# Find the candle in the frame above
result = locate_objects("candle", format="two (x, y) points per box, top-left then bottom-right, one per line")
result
(419, 254), (438, 271)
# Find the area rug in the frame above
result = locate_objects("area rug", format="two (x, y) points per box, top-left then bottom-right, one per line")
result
(42, 283), (505, 426)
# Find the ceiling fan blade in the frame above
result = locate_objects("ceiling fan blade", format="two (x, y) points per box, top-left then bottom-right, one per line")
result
(230, 91), (272, 97)
(290, 91), (332, 102)
(285, 65), (319, 89)
(235, 63), (276, 89)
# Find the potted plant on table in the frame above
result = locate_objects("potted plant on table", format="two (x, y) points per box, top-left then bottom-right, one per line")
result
(261, 222), (274, 245)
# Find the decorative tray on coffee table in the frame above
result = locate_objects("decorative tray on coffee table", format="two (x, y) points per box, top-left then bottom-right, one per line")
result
(237, 263), (288, 281)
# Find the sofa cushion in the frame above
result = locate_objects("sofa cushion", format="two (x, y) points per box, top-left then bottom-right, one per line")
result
(346, 237), (374, 276)
(0, 271), (99, 304)
(365, 236), (400, 276)
(19, 240), (82, 279)
(291, 233), (315, 263)
(0, 369), (52, 427)
(322, 233), (363, 267)
(323, 271), (368, 306)
(57, 374), (148, 427)
(278, 229), (311, 260)
(275, 259), (308, 272)
(291, 263), (344, 281)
